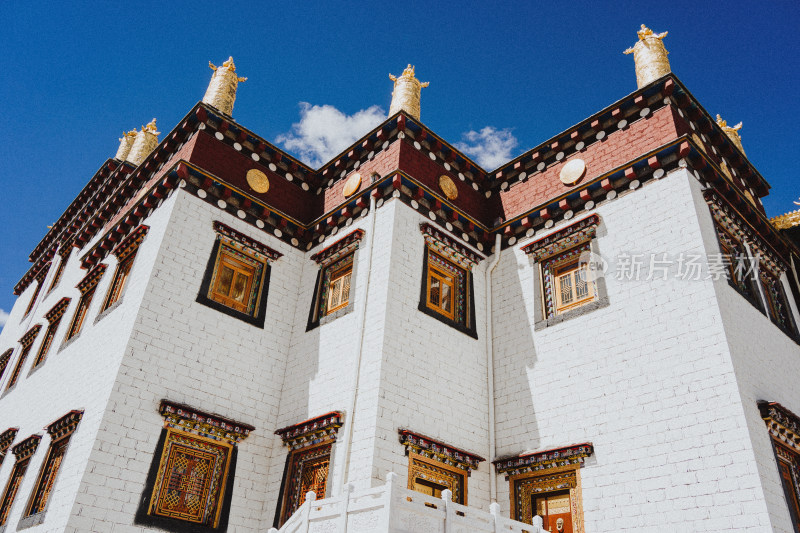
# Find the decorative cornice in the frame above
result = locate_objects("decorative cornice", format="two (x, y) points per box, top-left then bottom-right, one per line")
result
(420, 223), (484, 269)
(0, 429), (19, 454)
(771, 209), (800, 231)
(12, 434), (41, 462)
(494, 443), (594, 476)
(311, 229), (364, 267)
(759, 401), (800, 454)
(19, 325), (42, 347)
(159, 400), (254, 445)
(213, 221), (282, 261)
(46, 410), (84, 441)
(398, 429), (484, 471)
(275, 411), (343, 451)
(76, 264), (107, 294)
(522, 215), (600, 262)
(44, 297), (72, 323)
(113, 224), (149, 261)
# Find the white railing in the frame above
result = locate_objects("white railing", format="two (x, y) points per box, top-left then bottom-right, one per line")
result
(270, 472), (548, 533)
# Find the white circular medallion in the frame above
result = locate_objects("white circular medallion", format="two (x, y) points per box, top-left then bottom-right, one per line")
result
(179, 179), (187, 188)
(537, 162), (546, 171)
(446, 222), (453, 231)
(544, 220), (554, 228)
(429, 152), (436, 160)
(428, 211), (436, 220)
(596, 131), (606, 141)
(444, 162), (451, 171)
(274, 229), (283, 238)
(382, 141), (389, 150)
(462, 232), (470, 241)
(485, 191), (492, 198)
(237, 210), (246, 219)
(197, 189), (207, 198)
(629, 180), (640, 189)
(398, 131), (405, 139)
(564, 210), (574, 220)
(301, 182), (309, 191)
(472, 183), (479, 191)
(556, 152), (565, 161)
(353, 161), (360, 170)
(653, 168), (665, 179)
(585, 200), (595, 210)
(508, 237), (516, 246)
(291, 238), (299, 246)
(617, 119), (628, 129)
(559, 158), (586, 186)
(607, 190), (617, 200)
(331, 227), (338, 235)
(392, 190), (400, 198)
(414, 141), (421, 150)
(217, 199), (227, 209)
(458, 173), (465, 181)
(286, 173), (293, 181)
(368, 151), (375, 159)
(526, 228), (535, 237)
(640, 107), (651, 118)
(519, 172), (527, 180)
(501, 182), (509, 190)
(575, 141), (585, 151)
(269, 163), (277, 172)
(411, 200), (419, 209)
(477, 243), (484, 251)
(256, 219), (265, 228)
(251, 153), (260, 161)
(198, 123), (206, 130)
(345, 218), (353, 226)
(233, 142), (242, 151)
(215, 132), (224, 140)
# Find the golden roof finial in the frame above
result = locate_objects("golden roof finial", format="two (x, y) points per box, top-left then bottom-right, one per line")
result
(624, 24), (671, 89)
(126, 119), (160, 166)
(389, 64), (429, 121)
(716, 114), (745, 154)
(115, 129), (138, 161)
(203, 56), (246, 116)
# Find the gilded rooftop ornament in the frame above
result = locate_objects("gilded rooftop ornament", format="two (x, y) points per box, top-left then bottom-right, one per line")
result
(126, 119), (160, 166)
(115, 129), (138, 161)
(624, 24), (671, 89)
(389, 64), (429, 121)
(716, 114), (745, 155)
(203, 56), (247, 117)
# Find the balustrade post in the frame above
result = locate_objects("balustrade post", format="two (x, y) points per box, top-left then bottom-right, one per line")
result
(441, 489), (453, 533)
(489, 502), (501, 533)
(302, 491), (316, 533)
(382, 472), (398, 532)
(337, 482), (353, 533)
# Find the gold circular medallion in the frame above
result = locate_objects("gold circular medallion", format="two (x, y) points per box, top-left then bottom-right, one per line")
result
(246, 169), (270, 193)
(559, 158), (586, 186)
(343, 172), (362, 197)
(439, 175), (458, 200)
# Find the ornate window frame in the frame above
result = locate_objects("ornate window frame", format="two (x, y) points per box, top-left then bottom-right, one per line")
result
(0, 352), (12, 384)
(274, 412), (343, 527)
(495, 443), (593, 533)
(523, 215), (608, 329)
(307, 230), (364, 330)
(705, 191), (799, 338)
(99, 225), (149, 317)
(46, 243), (73, 295)
(5, 326), (42, 393)
(63, 264), (107, 345)
(135, 400), (253, 532)
(196, 222), (281, 328)
(0, 430), (19, 468)
(759, 401), (800, 530)
(418, 224), (482, 339)
(23, 266), (49, 318)
(18, 411), (83, 529)
(31, 298), (71, 372)
(0, 435), (41, 528)
(398, 430), (484, 505)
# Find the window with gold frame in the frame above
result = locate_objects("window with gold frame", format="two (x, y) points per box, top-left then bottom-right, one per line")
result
(541, 243), (596, 318)
(135, 400), (253, 532)
(6, 325), (41, 392)
(19, 410), (82, 528)
(307, 229), (364, 330)
(196, 222), (281, 328)
(760, 401), (800, 532)
(407, 452), (467, 504)
(63, 264), (107, 344)
(0, 435), (41, 527)
(324, 258), (353, 316)
(509, 466), (584, 533)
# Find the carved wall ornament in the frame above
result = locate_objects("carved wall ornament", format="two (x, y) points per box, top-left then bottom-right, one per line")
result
(439, 175), (458, 200)
(275, 411), (343, 451)
(559, 159), (586, 186)
(343, 172), (362, 198)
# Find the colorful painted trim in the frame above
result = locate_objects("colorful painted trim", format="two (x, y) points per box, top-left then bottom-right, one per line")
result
(0, 429), (18, 455)
(213, 240), (266, 316)
(13, 260), (51, 296)
(212, 221), (282, 261)
(420, 223), (483, 269)
(541, 242), (592, 318)
(12, 435), (41, 462)
(19, 325), (42, 348)
(275, 412), (343, 451)
(311, 229), (364, 267)
(76, 264), (107, 294)
(317, 253), (354, 318)
(704, 191), (787, 276)
(494, 443), (594, 476)
(44, 297), (71, 323)
(760, 401), (800, 454)
(398, 430), (484, 472)
(159, 400), (254, 445)
(522, 215), (600, 262)
(113, 224), (149, 261)
(281, 443), (331, 522)
(46, 410), (83, 441)
(150, 429), (231, 526)
(428, 249), (468, 324)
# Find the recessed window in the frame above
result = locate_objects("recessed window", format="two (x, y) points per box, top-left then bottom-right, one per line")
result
(64, 265), (106, 342)
(760, 402), (800, 531)
(418, 224), (480, 338)
(7, 326), (41, 391)
(136, 401), (253, 531)
(32, 298), (70, 369)
(398, 430), (483, 506)
(47, 253), (68, 294)
(275, 412), (343, 528)
(0, 351), (12, 382)
(22, 410), (82, 524)
(307, 230), (364, 330)
(0, 435), (41, 527)
(23, 272), (47, 317)
(101, 254), (134, 312)
(197, 222), (280, 328)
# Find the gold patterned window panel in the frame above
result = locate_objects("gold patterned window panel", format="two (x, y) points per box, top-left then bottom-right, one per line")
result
(0, 351), (13, 383)
(0, 435), (41, 526)
(398, 430), (485, 505)
(495, 443), (594, 533)
(760, 401), (800, 531)
(0, 429), (19, 467)
(275, 412), (343, 526)
(142, 400), (254, 529)
(24, 410), (83, 519)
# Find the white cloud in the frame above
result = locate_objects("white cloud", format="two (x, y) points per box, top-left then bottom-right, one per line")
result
(455, 127), (518, 170)
(0, 309), (8, 328)
(276, 103), (386, 168)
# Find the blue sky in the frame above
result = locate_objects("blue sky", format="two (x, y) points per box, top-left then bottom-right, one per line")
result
(1, 1), (798, 328)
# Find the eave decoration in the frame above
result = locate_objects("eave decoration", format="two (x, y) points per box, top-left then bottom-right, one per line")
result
(398, 430), (485, 473)
(759, 401), (800, 454)
(275, 411), (344, 452)
(159, 400), (254, 446)
(522, 215), (600, 262)
(494, 443), (594, 478)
